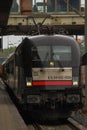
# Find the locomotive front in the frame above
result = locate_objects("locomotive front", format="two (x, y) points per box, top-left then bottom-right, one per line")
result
(23, 35), (83, 115)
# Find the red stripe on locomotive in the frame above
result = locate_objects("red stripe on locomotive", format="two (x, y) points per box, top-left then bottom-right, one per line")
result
(33, 81), (72, 86)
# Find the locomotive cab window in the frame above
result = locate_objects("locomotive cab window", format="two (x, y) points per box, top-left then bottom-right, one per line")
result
(32, 45), (72, 67)
(32, 45), (51, 62)
(52, 46), (71, 61)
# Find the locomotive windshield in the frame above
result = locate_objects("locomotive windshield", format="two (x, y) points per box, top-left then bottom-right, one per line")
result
(32, 45), (71, 62)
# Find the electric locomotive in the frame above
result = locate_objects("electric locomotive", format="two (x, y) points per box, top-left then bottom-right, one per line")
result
(2, 35), (83, 119)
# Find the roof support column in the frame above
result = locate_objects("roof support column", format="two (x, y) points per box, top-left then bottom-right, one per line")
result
(85, 0), (87, 105)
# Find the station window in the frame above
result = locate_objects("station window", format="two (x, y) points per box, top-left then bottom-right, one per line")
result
(32, 0), (47, 12)
(69, 0), (80, 11)
(10, 0), (20, 13)
(47, 0), (55, 12)
(56, 0), (67, 12)
(32, 0), (67, 13)
(46, 0), (67, 12)
(32, 0), (83, 13)
(80, 0), (85, 12)
(9, 0), (83, 14)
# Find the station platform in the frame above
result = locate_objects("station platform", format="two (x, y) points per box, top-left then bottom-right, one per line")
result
(0, 78), (28, 130)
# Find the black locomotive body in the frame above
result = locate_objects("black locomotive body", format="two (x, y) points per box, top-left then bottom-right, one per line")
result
(2, 35), (83, 119)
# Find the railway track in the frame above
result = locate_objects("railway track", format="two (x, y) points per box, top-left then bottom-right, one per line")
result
(68, 117), (87, 130)
(27, 115), (87, 130)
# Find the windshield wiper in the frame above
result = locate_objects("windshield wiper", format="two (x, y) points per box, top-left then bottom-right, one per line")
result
(52, 53), (64, 71)
(57, 60), (64, 71)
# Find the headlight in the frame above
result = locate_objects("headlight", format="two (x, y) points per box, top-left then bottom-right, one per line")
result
(50, 61), (55, 66)
(26, 77), (32, 87)
(26, 82), (32, 86)
(73, 81), (78, 86)
(73, 77), (79, 86)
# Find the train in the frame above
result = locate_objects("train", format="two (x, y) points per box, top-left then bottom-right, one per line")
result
(0, 34), (84, 120)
